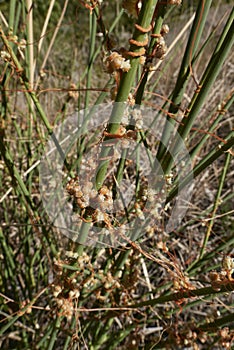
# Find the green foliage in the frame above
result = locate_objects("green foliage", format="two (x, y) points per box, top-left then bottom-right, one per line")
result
(0, 0), (233, 349)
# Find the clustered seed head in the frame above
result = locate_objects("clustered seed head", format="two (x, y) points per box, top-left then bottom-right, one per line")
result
(19, 299), (32, 315)
(66, 176), (115, 228)
(219, 327), (234, 349)
(77, 251), (91, 267)
(209, 255), (234, 291)
(165, 172), (173, 186)
(161, 24), (170, 36)
(98, 185), (113, 211)
(131, 108), (143, 129)
(154, 36), (167, 60)
(65, 250), (79, 259)
(0, 51), (11, 62)
(139, 55), (146, 65)
(150, 202), (163, 220)
(222, 255), (234, 271)
(100, 270), (121, 289)
(148, 24), (170, 65)
(173, 274), (193, 292)
(7, 30), (18, 44)
(122, 106), (142, 125)
(104, 51), (131, 74)
(134, 203), (145, 220)
(127, 93), (135, 106)
(51, 248), (143, 321)
(1, 32), (27, 60)
(51, 277), (80, 321)
(68, 83), (79, 100)
(165, 321), (208, 349)
(66, 176), (95, 209)
(56, 298), (74, 321)
(51, 252), (94, 320)
(18, 38), (27, 49)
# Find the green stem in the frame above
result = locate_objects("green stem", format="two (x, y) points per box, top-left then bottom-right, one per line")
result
(189, 91), (234, 160)
(0, 26), (55, 133)
(0, 227), (16, 273)
(0, 132), (33, 209)
(95, 0), (159, 190)
(135, 1), (168, 104)
(47, 317), (61, 350)
(9, 0), (16, 31)
(85, 11), (97, 109)
(199, 312), (234, 331)
(0, 288), (47, 336)
(0, 25), (71, 171)
(157, 0), (212, 162)
(113, 148), (127, 200)
(167, 135), (234, 203)
(161, 8), (234, 173)
(128, 282), (234, 308)
(75, 1), (160, 248)
(199, 152), (231, 259)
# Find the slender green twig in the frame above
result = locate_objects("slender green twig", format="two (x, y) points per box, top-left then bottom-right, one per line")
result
(85, 11), (97, 109)
(161, 8), (234, 173)
(199, 312), (234, 331)
(199, 152), (231, 259)
(156, 0), (212, 162)
(128, 282), (234, 308)
(0, 25), (71, 170)
(189, 90), (234, 160)
(135, 1), (168, 104)
(166, 135), (234, 203)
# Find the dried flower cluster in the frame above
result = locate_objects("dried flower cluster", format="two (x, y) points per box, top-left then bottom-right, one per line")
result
(104, 51), (131, 99)
(62, 103), (172, 246)
(165, 322), (234, 349)
(0, 31), (27, 62)
(66, 166), (165, 239)
(161, 24), (169, 36)
(68, 83), (79, 101)
(209, 255), (234, 291)
(104, 51), (131, 74)
(0, 50), (11, 62)
(66, 176), (114, 228)
(50, 249), (142, 321)
(153, 36), (167, 60)
(150, 24), (170, 61)
(219, 327), (234, 349)
(52, 256), (82, 320)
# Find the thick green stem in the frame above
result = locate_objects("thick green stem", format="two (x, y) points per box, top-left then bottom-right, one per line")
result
(95, 0), (159, 190)
(9, 0), (16, 31)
